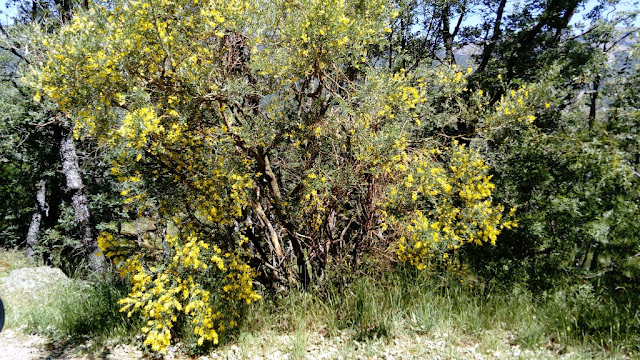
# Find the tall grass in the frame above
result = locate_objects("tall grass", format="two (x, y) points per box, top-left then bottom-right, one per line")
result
(237, 267), (639, 358)
(8, 276), (139, 343)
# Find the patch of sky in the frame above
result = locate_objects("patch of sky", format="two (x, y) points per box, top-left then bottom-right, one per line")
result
(457, 0), (638, 29)
(0, 0), (17, 25)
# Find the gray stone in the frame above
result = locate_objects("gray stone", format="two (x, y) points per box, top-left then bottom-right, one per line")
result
(0, 267), (71, 299)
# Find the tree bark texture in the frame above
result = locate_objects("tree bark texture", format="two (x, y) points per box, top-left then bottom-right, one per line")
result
(441, 4), (456, 65)
(25, 179), (48, 258)
(60, 130), (104, 271)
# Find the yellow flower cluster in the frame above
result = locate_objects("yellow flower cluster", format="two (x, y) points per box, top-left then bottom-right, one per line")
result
(435, 65), (472, 94)
(344, 70), (427, 172)
(384, 142), (516, 270)
(375, 70), (425, 120)
(489, 85), (537, 125)
(98, 231), (261, 353)
(222, 251), (262, 304)
(97, 232), (121, 260)
(252, 0), (392, 79)
(117, 107), (163, 149)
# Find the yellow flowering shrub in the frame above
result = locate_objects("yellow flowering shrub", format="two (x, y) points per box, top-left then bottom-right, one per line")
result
(98, 231), (260, 352)
(32, 0), (393, 352)
(32, 0), (528, 352)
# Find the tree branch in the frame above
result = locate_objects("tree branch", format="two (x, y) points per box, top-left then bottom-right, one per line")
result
(0, 24), (31, 65)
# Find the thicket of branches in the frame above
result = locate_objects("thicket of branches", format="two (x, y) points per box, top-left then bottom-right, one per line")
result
(1, 0), (638, 353)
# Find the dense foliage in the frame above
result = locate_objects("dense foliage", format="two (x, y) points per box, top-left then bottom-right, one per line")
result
(1, 0), (638, 354)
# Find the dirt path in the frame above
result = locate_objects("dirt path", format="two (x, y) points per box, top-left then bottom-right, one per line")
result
(0, 329), (47, 360)
(0, 325), (594, 360)
(0, 328), (145, 360)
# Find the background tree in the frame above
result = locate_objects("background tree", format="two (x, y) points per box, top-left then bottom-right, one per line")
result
(0, 0), (108, 271)
(462, 1), (640, 292)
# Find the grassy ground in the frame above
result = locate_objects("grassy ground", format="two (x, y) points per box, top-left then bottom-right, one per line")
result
(0, 249), (637, 359)
(230, 269), (638, 359)
(0, 250), (139, 350)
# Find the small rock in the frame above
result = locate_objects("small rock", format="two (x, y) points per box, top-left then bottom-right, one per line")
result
(1, 267), (71, 297)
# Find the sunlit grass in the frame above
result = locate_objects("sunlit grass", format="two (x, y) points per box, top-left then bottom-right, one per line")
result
(233, 268), (639, 358)
(1, 247), (638, 358)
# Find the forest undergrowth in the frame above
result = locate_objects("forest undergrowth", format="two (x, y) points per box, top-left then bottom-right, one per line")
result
(1, 249), (638, 359)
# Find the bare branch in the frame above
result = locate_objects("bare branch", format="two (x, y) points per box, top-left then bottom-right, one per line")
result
(0, 24), (31, 65)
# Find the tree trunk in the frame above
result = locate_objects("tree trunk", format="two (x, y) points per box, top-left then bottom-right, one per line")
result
(477, 0), (507, 73)
(59, 129), (104, 271)
(589, 74), (600, 130)
(441, 4), (456, 65)
(26, 179), (48, 258)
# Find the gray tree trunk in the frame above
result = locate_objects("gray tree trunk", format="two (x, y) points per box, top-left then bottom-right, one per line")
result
(60, 130), (104, 271)
(25, 179), (48, 258)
